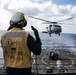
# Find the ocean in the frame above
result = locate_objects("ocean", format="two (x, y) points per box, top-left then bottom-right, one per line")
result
(0, 30), (76, 66)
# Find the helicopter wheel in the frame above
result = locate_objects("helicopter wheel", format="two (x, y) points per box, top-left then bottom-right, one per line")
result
(58, 33), (60, 36)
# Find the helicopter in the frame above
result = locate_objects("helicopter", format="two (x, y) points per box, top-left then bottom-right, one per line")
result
(29, 16), (76, 37)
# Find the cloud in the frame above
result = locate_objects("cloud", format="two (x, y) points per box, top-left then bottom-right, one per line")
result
(71, 6), (76, 14)
(0, 0), (76, 33)
(0, 8), (12, 30)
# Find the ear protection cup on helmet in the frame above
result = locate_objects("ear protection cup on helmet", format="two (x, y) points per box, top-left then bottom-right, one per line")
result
(23, 18), (27, 27)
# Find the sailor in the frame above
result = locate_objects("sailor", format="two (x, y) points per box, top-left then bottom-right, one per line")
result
(56, 60), (65, 73)
(56, 60), (63, 68)
(1, 12), (42, 75)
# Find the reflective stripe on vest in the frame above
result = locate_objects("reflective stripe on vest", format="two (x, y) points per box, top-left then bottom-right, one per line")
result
(4, 32), (25, 37)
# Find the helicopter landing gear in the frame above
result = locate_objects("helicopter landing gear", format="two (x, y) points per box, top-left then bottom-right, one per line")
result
(49, 34), (51, 37)
(58, 33), (60, 36)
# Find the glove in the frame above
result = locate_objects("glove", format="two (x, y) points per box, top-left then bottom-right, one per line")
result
(31, 26), (39, 37)
(31, 26), (42, 45)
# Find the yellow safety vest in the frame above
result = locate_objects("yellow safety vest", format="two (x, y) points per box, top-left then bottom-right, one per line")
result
(1, 28), (32, 68)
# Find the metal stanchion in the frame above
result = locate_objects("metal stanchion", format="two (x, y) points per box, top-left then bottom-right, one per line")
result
(35, 55), (38, 75)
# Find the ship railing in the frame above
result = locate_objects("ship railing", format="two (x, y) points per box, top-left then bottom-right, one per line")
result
(0, 57), (76, 75)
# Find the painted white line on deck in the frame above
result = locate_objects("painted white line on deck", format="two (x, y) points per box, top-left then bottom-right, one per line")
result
(41, 56), (48, 65)
(65, 57), (74, 67)
(41, 56), (75, 68)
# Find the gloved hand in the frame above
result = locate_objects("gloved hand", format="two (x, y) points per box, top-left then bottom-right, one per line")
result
(31, 26), (42, 45)
(31, 26), (39, 37)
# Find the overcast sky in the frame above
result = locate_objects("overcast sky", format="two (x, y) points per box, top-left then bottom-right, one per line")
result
(0, 0), (76, 33)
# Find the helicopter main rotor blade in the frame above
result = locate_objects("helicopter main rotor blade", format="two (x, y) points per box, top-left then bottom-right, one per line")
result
(29, 16), (52, 23)
(29, 16), (76, 24)
(59, 16), (76, 22)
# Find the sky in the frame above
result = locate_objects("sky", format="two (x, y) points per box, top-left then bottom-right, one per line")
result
(0, 0), (76, 33)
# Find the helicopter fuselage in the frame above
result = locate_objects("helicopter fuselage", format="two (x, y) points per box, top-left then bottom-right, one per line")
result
(46, 25), (62, 36)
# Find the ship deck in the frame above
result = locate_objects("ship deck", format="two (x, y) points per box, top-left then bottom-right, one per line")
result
(0, 49), (76, 75)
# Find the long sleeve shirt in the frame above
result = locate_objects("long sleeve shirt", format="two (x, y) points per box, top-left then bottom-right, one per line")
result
(27, 34), (42, 55)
